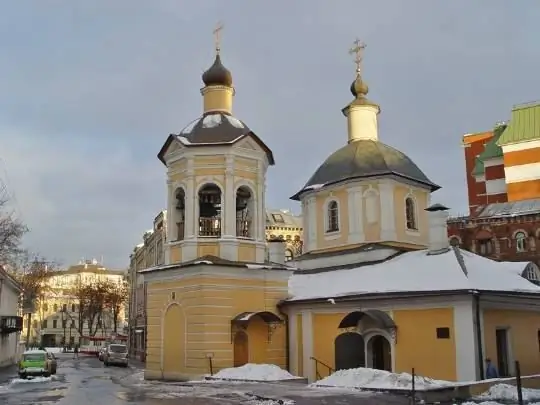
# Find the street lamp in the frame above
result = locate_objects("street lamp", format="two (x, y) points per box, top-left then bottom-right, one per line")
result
(61, 307), (67, 352)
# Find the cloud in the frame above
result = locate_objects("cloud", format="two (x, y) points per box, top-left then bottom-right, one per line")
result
(0, 0), (538, 266)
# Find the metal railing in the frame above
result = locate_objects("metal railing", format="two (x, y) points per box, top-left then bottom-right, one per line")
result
(236, 219), (252, 238)
(199, 218), (221, 237)
(310, 356), (334, 380)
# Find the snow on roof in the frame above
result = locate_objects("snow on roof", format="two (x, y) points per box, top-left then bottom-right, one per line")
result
(288, 247), (539, 301)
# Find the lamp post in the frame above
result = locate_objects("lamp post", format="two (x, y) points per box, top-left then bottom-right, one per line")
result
(61, 308), (67, 352)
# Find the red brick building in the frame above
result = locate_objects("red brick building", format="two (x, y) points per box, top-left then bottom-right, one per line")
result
(447, 201), (540, 267)
(449, 102), (540, 267)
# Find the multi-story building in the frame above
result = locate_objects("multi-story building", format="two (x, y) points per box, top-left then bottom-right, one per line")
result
(127, 208), (302, 360)
(0, 266), (23, 366)
(448, 101), (540, 266)
(128, 211), (166, 360)
(22, 260), (127, 347)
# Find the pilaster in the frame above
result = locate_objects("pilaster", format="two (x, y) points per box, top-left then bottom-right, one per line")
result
(185, 158), (195, 238)
(347, 186), (365, 243)
(224, 155), (235, 238)
(378, 180), (396, 241)
(306, 197), (317, 252)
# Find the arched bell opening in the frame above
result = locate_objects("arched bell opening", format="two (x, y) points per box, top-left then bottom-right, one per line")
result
(198, 184), (222, 237)
(236, 186), (254, 239)
(174, 188), (186, 241)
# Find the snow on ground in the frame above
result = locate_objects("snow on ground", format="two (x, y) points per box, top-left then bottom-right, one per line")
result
(475, 383), (540, 402)
(212, 364), (300, 381)
(312, 367), (451, 390)
(45, 347), (61, 353)
(9, 376), (53, 384)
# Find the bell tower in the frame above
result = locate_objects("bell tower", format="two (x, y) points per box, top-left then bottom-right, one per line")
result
(157, 24), (274, 265)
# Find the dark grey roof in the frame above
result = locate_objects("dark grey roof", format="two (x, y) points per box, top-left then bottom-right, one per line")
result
(202, 55), (233, 87)
(291, 140), (440, 200)
(178, 112), (250, 144)
(474, 198), (540, 218)
(157, 112), (275, 165)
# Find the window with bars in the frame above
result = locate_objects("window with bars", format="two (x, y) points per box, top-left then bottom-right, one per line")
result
(405, 197), (417, 230)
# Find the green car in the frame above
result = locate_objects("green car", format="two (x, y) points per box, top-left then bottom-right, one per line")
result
(18, 350), (54, 379)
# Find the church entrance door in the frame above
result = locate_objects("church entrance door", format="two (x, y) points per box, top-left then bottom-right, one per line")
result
(335, 332), (365, 371)
(369, 335), (392, 371)
(233, 331), (249, 367)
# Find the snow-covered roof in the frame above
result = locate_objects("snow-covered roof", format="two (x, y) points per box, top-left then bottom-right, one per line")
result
(288, 247), (540, 301)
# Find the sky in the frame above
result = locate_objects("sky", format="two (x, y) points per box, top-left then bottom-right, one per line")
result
(1, 1), (539, 269)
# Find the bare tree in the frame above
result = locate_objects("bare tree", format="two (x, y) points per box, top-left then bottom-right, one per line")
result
(104, 279), (129, 333)
(70, 279), (110, 337)
(0, 185), (27, 265)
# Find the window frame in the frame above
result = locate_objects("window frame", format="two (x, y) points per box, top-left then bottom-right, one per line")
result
(405, 196), (418, 231)
(325, 199), (340, 234)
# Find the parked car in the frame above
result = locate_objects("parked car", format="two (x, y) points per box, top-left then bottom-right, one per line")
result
(98, 344), (109, 361)
(103, 344), (128, 367)
(18, 349), (54, 379)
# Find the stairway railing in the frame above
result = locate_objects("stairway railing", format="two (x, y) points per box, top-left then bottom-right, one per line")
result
(310, 356), (334, 380)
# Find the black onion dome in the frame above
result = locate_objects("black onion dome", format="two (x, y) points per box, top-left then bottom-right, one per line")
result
(202, 54), (233, 87)
(290, 140), (440, 200)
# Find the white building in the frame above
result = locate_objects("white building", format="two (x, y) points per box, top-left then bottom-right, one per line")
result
(0, 266), (23, 367)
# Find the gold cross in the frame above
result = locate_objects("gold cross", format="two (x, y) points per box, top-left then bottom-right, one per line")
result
(213, 22), (224, 54)
(349, 38), (366, 74)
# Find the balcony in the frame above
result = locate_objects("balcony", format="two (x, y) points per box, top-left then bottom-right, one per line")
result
(199, 218), (221, 237)
(236, 219), (252, 238)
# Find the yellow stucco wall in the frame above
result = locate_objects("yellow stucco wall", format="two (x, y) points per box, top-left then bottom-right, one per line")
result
(169, 245), (182, 263)
(483, 309), (540, 376)
(393, 185), (429, 246)
(393, 308), (456, 381)
(296, 314), (303, 376)
(311, 313), (348, 378)
(145, 271), (289, 380)
(315, 189), (349, 249)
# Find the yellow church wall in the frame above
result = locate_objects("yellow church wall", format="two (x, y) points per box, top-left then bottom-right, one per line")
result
(238, 242), (256, 262)
(393, 308), (456, 381)
(202, 87), (233, 113)
(194, 168), (226, 177)
(234, 156), (258, 169)
(233, 169), (258, 181)
(193, 156), (226, 166)
(296, 314), (304, 376)
(311, 312), (349, 378)
(197, 242), (220, 257)
(363, 192), (381, 242)
(482, 309), (540, 376)
(393, 185), (429, 247)
(314, 188), (350, 249)
(145, 270), (289, 380)
(169, 245), (182, 263)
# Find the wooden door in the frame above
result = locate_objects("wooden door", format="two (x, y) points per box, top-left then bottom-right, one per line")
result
(233, 331), (249, 367)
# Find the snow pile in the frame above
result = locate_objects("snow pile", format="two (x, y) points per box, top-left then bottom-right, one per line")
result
(313, 367), (451, 390)
(45, 347), (61, 353)
(212, 364), (299, 381)
(10, 376), (52, 384)
(476, 383), (540, 402)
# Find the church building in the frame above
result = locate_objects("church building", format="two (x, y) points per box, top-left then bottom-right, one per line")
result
(142, 33), (540, 383)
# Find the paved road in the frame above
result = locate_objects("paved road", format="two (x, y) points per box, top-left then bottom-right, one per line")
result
(0, 354), (409, 404)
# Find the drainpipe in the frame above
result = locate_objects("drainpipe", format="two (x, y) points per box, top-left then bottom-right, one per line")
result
(277, 302), (290, 372)
(474, 291), (485, 380)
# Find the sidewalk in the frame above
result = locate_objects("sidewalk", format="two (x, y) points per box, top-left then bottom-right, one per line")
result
(0, 364), (17, 384)
(128, 357), (145, 371)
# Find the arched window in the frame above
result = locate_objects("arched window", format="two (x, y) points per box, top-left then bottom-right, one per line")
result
(285, 249), (293, 262)
(198, 184), (222, 237)
(405, 197), (417, 230)
(525, 264), (539, 283)
(515, 231), (527, 252)
(449, 236), (461, 247)
(327, 201), (339, 233)
(479, 239), (493, 255)
(174, 188), (186, 241)
(236, 186), (253, 238)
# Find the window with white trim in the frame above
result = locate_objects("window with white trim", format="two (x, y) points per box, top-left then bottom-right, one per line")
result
(478, 239), (493, 255)
(515, 231), (527, 252)
(405, 197), (417, 230)
(285, 249), (293, 262)
(326, 200), (339, 233)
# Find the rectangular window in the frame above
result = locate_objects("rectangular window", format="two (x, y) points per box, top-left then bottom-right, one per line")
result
(62, 320), (67, 328)
(63, 304), (67, 312)
(42, 320), (48, 329)
(436, 327), (450, 339)
(52, 320), (57, 328)
(71, 320), (75, 328)
(72, 304), (76, 312)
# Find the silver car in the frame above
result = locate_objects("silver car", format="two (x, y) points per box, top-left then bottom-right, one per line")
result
(103, 344), (129, 367)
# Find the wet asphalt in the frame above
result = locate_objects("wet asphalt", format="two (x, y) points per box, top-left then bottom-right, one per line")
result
(0, 353), (410, 405)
